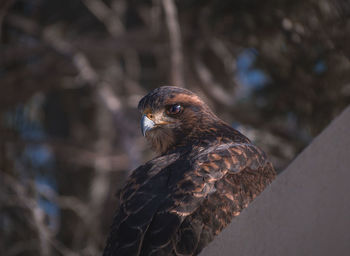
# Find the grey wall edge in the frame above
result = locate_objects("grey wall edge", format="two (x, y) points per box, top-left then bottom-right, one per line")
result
(200, 106), (350, 256)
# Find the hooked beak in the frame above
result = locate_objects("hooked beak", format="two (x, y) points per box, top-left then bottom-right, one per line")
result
(141, 115), (155, 136)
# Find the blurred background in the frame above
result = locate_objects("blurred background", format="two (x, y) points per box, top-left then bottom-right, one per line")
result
(0, 0), (349, 255)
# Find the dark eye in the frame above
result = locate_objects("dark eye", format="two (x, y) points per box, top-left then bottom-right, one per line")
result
(167, 104), (182, 115)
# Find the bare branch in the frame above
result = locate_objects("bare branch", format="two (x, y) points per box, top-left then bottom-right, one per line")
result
(2, 174), (51, 256)
(5, 14), (143, 168)
(195, 56), (235, 107)
(81, 0), (125, 36)
(162, 0), (185, 88)
(1, 174), (86, 256)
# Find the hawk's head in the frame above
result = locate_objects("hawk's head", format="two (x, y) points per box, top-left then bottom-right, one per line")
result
(138, 86), (219, 154)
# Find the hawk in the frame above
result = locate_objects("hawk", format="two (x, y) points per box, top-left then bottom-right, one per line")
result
(103, 86), (276, 256)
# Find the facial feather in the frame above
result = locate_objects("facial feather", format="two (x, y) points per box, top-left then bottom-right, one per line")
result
(138, 86), (223, 154)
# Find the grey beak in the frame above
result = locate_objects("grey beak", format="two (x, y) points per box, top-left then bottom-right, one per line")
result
(141, 115), (155, 136)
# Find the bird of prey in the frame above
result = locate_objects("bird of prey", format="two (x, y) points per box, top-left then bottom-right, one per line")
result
(103, 86), (276, 256)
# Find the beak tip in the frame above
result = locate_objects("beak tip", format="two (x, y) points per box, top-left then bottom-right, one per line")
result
(141, 115), (155, 137)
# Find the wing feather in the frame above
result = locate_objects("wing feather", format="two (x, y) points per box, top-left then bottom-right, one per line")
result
(103, 142), (275, 256)
(103, 153), (180, 256)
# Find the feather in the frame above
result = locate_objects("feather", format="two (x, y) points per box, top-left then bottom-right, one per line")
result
(103, 87), (276, 256)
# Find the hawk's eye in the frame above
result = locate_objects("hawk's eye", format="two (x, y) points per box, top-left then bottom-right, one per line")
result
(166, 104), (182, 115)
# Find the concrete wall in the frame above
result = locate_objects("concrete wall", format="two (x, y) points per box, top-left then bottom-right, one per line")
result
(201, 106), (350, 256)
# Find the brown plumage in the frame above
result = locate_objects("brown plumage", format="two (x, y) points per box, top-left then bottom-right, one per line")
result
(103, 86), (276, 256)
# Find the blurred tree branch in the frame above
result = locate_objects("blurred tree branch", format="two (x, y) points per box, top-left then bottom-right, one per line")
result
(162, 0), (185, 87)
(81, 0), (125, 36)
